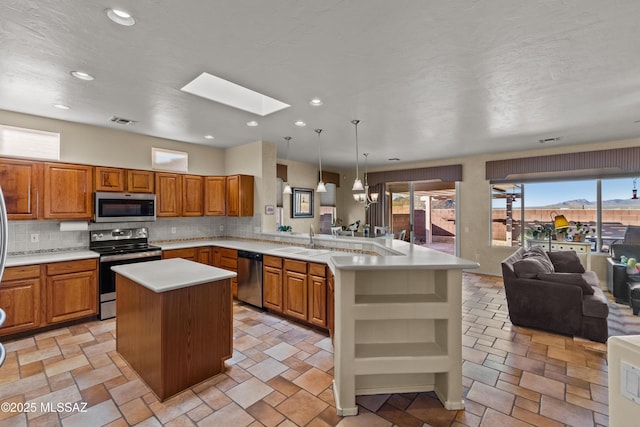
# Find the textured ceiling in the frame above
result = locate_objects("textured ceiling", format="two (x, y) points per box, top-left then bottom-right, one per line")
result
(2, 1), (640, 168)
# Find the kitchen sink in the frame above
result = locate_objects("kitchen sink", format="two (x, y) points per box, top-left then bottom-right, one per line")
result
(271, 246), (331, 257)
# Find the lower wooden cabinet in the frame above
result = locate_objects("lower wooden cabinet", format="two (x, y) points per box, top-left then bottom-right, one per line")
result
(327, 269), (335, 339)
(283, 259), (308, 321)
(0, 265), (42, 335)
(45, 259), (98, 324)
(308, 263), (327, 327)
(162, 248), (197, 261)
(213, 247), (238, 298)
(263, 256), (284, 311)
(198, 247), (212, 265)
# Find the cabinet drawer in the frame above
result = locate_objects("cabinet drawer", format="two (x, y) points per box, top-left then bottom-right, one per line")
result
(218, 248), (237, 259)
(284, 259), (307, 274)
(309, 263), (326, 278)
(46, 259), (97, 275)
(264, 255), (283, 268)
(2, 265), (41, 282)
(220, 257), (237, 270)
(163, 248), (197, 260)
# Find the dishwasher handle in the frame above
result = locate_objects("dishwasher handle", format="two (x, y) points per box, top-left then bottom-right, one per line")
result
(237, 250), (263, 261)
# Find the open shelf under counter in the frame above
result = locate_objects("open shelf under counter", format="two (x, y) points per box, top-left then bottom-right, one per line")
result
(354, 342), (449, 375)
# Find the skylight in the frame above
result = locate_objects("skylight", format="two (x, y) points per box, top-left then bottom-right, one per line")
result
(180, 72), (290, 116)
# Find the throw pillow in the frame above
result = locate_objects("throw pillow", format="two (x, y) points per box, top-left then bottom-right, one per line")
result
(546, 250), (585, 273)
(513, 258), (552, 279)
(536, 272), (594, 295)
(521, 246), (555, 272)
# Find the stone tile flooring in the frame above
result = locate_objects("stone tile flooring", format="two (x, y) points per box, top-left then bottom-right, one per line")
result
(0, 273), (612, 426)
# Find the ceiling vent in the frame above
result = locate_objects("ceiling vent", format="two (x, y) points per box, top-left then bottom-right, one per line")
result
(539, 136), (561, 144)
(109, 116), (136, 125)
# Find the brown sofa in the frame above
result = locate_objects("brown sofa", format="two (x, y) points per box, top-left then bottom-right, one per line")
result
(501, 247), (609, 343)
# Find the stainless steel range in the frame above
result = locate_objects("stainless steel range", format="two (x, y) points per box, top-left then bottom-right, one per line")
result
(90, 227), (161, 320)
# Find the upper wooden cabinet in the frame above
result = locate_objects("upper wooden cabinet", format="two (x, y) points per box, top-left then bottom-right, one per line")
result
(94, 166), (125, 192)
(0, 158), (42, 220)
(226, 174), (254, 217)
(182, 175), (203, 216)
(155, 172), (181, 217)
(43, 162), (93, 219)
(127, 169), (155, 193)
(204, 176), (226, 216)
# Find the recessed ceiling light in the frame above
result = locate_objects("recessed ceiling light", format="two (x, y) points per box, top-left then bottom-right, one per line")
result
(539, 137), (561, 144)
(53, 104), (70, 110)
(106, 8), (136, 26)
(388, 157), (400, 161)
(70, 71), (94, 81)
(181, 72), (290, 116)
(309, 98), (323, 106)
(204, 135), (215, 140)
(294, 120), (306, 127)
(246, 121), (259, 127)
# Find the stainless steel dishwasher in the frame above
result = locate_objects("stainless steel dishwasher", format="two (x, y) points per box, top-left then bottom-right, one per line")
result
(237, 250), (263, 308)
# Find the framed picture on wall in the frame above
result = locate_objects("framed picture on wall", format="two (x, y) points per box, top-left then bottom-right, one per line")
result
(291, 188), (313, 218)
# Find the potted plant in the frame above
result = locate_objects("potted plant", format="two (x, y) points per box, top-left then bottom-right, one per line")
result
(566, 221), (594, 242)
(526, 223), (552, 240)
(278, 225), (292, 232)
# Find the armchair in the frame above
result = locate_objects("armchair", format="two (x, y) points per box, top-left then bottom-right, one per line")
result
(502, 247), (608, 343)
(606, 243), (640, 303)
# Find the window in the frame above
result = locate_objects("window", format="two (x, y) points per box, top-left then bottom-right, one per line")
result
(0, 124), (60, 160)
(601, 177), (640, 250)
(152, 147), (188, 172)
(491, 184), (522, 247)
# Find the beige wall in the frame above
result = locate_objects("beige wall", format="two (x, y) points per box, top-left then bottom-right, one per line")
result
(0, 109), (225, 175)
(277, 158), (325, 234)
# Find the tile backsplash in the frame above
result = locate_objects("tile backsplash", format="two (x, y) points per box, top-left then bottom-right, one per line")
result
(7, 214), (263, 254)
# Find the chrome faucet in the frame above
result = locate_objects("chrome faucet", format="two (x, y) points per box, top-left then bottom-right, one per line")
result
(308, 225), (315, 248)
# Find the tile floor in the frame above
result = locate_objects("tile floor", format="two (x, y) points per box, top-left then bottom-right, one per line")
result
(0, 273), (613, 426)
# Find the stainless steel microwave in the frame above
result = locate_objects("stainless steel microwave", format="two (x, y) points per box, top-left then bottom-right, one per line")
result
(94, 192), (156, 223)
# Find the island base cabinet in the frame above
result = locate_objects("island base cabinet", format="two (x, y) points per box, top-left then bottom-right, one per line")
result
(116, 274), (232, 401)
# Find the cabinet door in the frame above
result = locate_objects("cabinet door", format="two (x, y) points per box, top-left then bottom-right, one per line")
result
(94, 166), (125, 192)
(308, 275), (327, 327)
(197, 247), (212, 265)
(126, 170), (155, 193)
(162, 248), (197, 261)
(263, 265), (283, 312)
(0, 265), (42, 336)
(284, 270), (308, 321)
(43, 163), (93, 219)
(327, 269), (335, 340)
(226, 175), (254, 217)
(155, 173), (181, 217)
(182, 175), (203, 216)
(204, 176), (226, 216)
(0, 158), (42, 220)
(46, 269), (97, 324)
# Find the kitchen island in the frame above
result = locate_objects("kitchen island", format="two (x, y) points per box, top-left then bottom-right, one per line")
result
(112, 258), (236, 401)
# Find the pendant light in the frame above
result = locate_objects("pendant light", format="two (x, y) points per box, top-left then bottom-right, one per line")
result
(315, 129), (327, 193)
(351, 120), (364, 191)
(282, 136), (292, 195)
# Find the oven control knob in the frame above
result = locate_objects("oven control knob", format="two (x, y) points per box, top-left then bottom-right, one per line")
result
(91, 233), (98, 240)
(98, 233), (104, 239)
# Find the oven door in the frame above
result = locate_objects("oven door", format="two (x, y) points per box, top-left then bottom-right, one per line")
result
(99, 252), (161, 319)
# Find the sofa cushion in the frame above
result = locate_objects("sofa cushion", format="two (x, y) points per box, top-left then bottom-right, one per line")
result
(582, 286), (608, 318)
(517, 246), (554, 273)
(513, 258), (553, 278)
(536, 272), (594, 295)
(546, 250), (585, 273)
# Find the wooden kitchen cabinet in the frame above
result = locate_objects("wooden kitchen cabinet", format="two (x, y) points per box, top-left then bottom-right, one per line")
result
(43, 162), (93, 219)
(45, 258), (98, 324)
(0, 157), (42, 220)
(226, 175), (254, 217)
(308, 263), (327, 327)
(182, 174), (203, 216)
(283, 259), (308, 321)
(204, 176), (226, 216)
(0, 265), (42, 336)
(198, 247), (212, 265)
(263, 255), (283, 312)
(94, 166), (125, 192)
(327, 269), (335, 340)
(162, 248), (198, 261)
(155, 172), (181, 217)
(214, 247), (238, 298)
(126, 169), (155, 193)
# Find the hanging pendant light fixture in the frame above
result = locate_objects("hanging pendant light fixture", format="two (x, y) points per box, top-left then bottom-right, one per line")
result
(351, 120), (364, 191)
(315, 129), (327, 193)
(633, 178), (638, 200)
(353, 153), (379, 209)
(282, 136), (292, 195)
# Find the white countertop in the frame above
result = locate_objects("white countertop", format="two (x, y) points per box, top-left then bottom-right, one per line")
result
(6, 250), (99, 267)
(111, 258), (237, 293)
